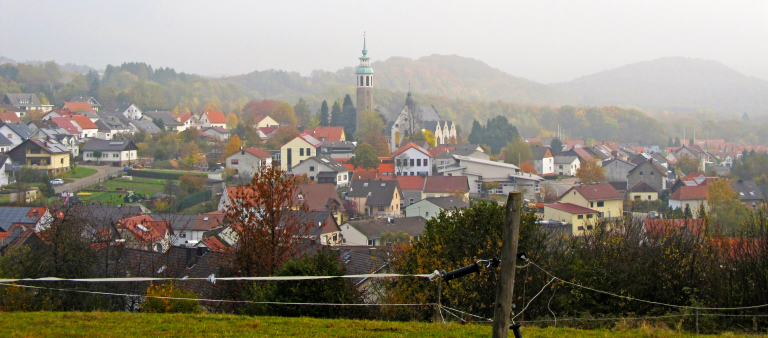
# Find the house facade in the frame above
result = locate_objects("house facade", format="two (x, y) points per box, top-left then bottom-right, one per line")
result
(438, 155), (543, 200)
(386, 92), (457, 151)
(2, 94), (53, 112)
(554, 156), (580, 176)
(559, 183), (624, 219)
(225, 148), (273, 177)
(290, 156), (349, 188)
(82, 140), (139, 165)
(393, 142), (433, 176)
(279, 133), (322, 170)
(543, 203), (600, 236)
(626, 159), (668, 193)
(347, 180), (402, 217)
(602, 158), (635, 184)
(405, 197), (469, 220)
(531, 146), (555, 176)
(340, 217), (425, 246)
(199, 110), (227, 128)
(7, 139), (70, 176)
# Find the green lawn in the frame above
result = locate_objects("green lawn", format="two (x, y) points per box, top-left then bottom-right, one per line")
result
(137, 169), (207, 176)
(62, 167), (98, 179)
(0, 312), (753, 338)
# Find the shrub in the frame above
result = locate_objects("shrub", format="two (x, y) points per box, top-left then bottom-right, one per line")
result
(140, 282), (202, 313)
(173, 190), (212, 211)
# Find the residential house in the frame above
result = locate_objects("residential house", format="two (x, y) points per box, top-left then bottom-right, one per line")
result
(48, 117), (81, 135)
(111, 102), (143, 120)
(303, 126), (346, 142)
(340, 216), (426, 246)
(225, 147), (273, 177)
(559, 183), (624, 219)
(602, 158), (635, 184)
(143, 111), (183, 132)
(731, 179), (764, 210)
(130, 120), (163, 134)
(319, 141), (356, 159)
(423, 175), (470, 200)
(627, 181), (659, 201)
(669, 185), (708, 215)
(560, 147), (593, 162)
(393, 142), (433, 176)
(405, 196), (469, 219)
(253, 115), (279, 128)
(199, 110), (227, 128)
(0, 122), (33, 146)
(2, 93), (52, 113)
(626, 158), (668, 194)
(177, 113), (200, 131)
(554, 156), (580, 176)
(94, 116), (131, 139)
(69, 114), (99, 138)
(200, 127), (229, 141)
(0, 155), (16, 187)
(7, 138), (70, 176)
(30, 127), (80, 156)
(301, 210), (342, 246)
(177, 212), (225, 246)
(0, 207), (50, 246)
(148, 214), (198, 246)
(434, 147), (490, 171)
(673, 144), (709, 172)
(438, 155), (543, 200)
(531, 146), (555, 176)
(543, 202), (600, 235)
(296, 184), (347, 225)
(81, 140), (139, 165)
(347, 180), (402, 217)
(115, 215), (172, 252)
(0, 111), (21, 124)
(0, 134), (12, 153)
(280, 133), (322, 170)
(62, 102), (96, 114)
(290, 156), (349, 187)
(69, 96), (102, 112)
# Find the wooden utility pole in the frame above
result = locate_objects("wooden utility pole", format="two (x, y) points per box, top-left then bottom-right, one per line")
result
(492, 192), (522, 338)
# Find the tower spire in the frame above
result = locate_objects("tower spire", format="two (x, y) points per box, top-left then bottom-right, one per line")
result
(362, 32), (367, 56)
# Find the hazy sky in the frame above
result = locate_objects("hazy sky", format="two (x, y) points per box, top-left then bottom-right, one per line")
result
(2, 0), (767, 83)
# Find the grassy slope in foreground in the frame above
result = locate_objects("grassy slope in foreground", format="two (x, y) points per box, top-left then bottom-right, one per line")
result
(0, 312), (755, 337)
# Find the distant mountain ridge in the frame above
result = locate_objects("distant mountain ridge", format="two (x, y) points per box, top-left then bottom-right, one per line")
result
(555, 57), (768, 114)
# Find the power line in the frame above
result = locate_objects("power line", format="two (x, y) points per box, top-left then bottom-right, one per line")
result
(0, 273), (432, 284)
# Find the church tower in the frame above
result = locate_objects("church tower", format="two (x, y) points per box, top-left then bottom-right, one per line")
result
(355, 35), (374, 129)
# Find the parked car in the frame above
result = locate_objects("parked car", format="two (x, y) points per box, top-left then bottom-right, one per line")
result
(123, 166), (132, 172)
(50, 179), (64, 185)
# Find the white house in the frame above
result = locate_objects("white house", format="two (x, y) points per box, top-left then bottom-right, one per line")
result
(82, 140), (139, 165)
(199, 110), (227, 128)
(531, 146), (555, 176)
(0, 122), (33, 147)
(339, 217), (426, 246)
(393, 142), (433, 176)
(112, 103), (143, 120)
(438, 155), (544, 200)
(69, 115), (99, 139)
(290, 156), (349, 188)
(225, 148), (273, 177)
(554, 156), (580, 176)
(0, 155), (15, 187)
(405, 196), (469, 220)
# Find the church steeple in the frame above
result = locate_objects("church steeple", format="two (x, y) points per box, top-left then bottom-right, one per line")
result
(355, 33), (374, 130)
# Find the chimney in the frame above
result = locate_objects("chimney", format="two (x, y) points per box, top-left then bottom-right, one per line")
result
(369, 247), (377, 255)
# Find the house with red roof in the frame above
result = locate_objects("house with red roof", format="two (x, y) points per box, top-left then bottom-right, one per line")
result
(225, 147), (273, 177)
(49, 117), (81, 135)
(393, 142), (433, 176)
(115, 215), (172, 252)
(201, 126), (230, 141)
(199, 110), (227, 128)
(423, 176), (470, 200)
(62, 102), (95, 113)
(543, 202), (600, 235)
(295, 184), (347, 224)
(0, 111), (21, 124)
(303, 126), (346, 142)
(396, 175), (427, 208)
(669, 185), (708, 215)
(559, 183), (624, 219)
(69, 114), (99, 138)
(279, 133), (322, 170)
(177, 113), (200, 130)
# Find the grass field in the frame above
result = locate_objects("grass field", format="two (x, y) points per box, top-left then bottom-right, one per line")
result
(0, 312), (754, 337)
(62, 167), (98, 179)
(79, 177), (170, 203)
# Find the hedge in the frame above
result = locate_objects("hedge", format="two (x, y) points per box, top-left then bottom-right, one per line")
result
(127, 170), (205, 181)
(173, 190), (212, 212)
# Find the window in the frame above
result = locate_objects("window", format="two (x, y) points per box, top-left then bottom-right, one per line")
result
(590, 202), (594, 208)
(300, 148), (304, 156)
(309, 166), (315, 172)
(416, 159), (421, 166)
(410, 159), (415, 167)
(639, 171), (643, 175)
(231, 159), (239, 165)
(113, 153), (119, 157)
(396, 159), (401, 166)
(586, 225), (593, 230)
(378, 206), (385, 211)
(409, 198), (414, 203)
(367, 239), (374, 246)
(597, 201), (604, 207)
(61, 158), (64, 164)
(587, 214), (593, 218)
(578, 226), (584, 231)
(577, 215), (584, 219)
(306, 148), (311, 156)
(410, 172), (415, 176)
(651, 171), (654, 176)
(179, 233), (186, 238)
(103, 153), (108, 157)
(425, 212), (429, 217)
(648, 195), (652, 200)
(634, 195), (641, 200)
(343, 174), (347, 180)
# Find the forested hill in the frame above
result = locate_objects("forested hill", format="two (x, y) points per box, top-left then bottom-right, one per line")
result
(555, 57), (768, 114)
(224, 54), (576, 106)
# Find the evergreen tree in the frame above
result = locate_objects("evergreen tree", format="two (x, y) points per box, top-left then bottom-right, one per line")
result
(293, 98), (311, 128)
(341, 94), (356, 141)
(674, 137), (681, 147)
(684, 204), (693, 219)
(668, 138), (673, 147)
(689, 139), (694, 146)
(550, 138), (563, 155)
(319, 100), (329, 127)
(330, 101), (341, 127)
(485, 116), (519, 154)
(468, 120), (485, 145)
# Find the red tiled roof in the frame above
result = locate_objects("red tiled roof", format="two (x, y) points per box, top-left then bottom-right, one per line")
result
(350, 170), (379, 181)
(203, 110), (227, 124)
(396, 176), (426, 191)
(303, 126), (344, 142)
(259, 126), (278, 135)
(670, 185), (708, 201)
(572, 147), (592, 160)
(0, 111), (21, 123)
(63, 102), (95, 113)
(378, 163), (394, 174)
(241, 147), (272, 159)
(50, 117), (80, 134)
(69, 114), (98, 129)
(192, 212), (225, 231)
(117, 215), (169, 243)
(296, 184), (344, 212)
(645, 219), (705, 238)
(545, 202), (598, 214)
(563, 183), (623, 201)
(202, 236), (228, 252)
(393, 142), (431, 157)
(177, 113), (194, 123)
(424, 176), (470, 193)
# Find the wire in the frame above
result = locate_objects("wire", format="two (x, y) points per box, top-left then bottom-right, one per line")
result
(0, 283), (436, 307)
(529, 261), (768, 311)
(511, 277), (556, 322)
(0, 273), (432, 283)
(439, 305), (492, 322)
(547, 282), (557, 337)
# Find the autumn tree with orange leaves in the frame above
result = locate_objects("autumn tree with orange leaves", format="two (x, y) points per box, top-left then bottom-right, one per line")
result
(223, 165), (314, 277)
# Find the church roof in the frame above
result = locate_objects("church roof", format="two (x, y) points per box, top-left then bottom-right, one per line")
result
(356, 67), (374, 74)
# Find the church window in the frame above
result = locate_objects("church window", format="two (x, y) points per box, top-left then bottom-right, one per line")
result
(360, 76), (363, 86)
(366, 76), (370, 86)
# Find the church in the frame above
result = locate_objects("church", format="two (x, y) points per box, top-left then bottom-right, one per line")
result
(353, 36), (457, 152)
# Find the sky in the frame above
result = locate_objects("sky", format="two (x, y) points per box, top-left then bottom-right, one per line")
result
(2, 0), (767, 83)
